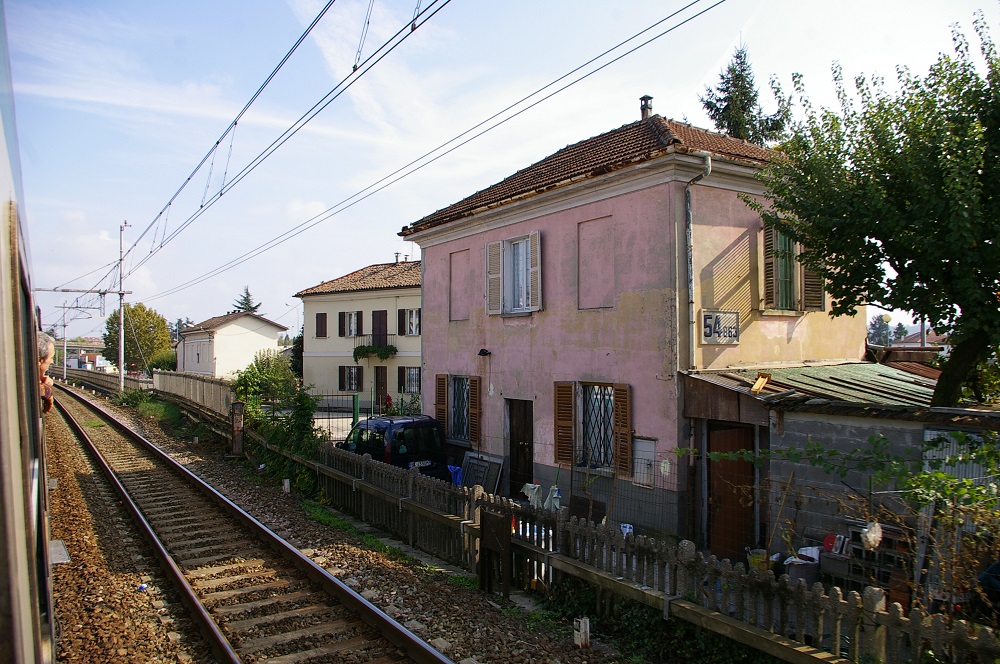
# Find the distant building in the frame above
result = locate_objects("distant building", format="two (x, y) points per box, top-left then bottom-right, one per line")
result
(176, 311), (287, 379)
(294, 260), (421, 410)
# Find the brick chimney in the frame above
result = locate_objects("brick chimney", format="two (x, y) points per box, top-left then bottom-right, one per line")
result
(640, 95), (653, 120)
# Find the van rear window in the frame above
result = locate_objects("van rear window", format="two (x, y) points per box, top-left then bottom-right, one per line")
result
(393, 426), (444, 457)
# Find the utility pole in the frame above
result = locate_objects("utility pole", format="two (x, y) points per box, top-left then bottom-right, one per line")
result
(119, 221), (129, 391)
(52, 301), (102, 378)
(61, 303), (67, 380)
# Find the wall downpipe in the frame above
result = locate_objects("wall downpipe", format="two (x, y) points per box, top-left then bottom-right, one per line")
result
(685, 151), (712, 371)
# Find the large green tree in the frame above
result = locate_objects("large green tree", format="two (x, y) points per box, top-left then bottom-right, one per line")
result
(102, 302), (172, 373)
(233, 286), (262, 313)
(746, 15), (1000, 407)
(700, 44), (790, 145)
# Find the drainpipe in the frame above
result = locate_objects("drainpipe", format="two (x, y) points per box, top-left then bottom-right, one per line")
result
(685, 151), (712, 371)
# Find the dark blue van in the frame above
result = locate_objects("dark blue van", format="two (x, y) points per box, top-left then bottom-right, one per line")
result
(338, 415), (450, 481)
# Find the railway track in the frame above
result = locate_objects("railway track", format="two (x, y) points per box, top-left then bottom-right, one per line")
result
(54, 385), (453, 664)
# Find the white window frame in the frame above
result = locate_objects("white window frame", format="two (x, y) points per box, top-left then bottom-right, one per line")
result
(486, 231), (542, 315)
(345, 311), (359, 337)
(405, 308), (420, 336)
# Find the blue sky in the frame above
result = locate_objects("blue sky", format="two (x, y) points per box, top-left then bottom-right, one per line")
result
(7, 0), (998, 339)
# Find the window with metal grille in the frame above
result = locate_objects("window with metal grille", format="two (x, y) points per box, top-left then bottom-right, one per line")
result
(581, 384), (615, 468)
(451, 376), (470, 441)
(404, 367), (421, 394)
(344, 366), (361, 391)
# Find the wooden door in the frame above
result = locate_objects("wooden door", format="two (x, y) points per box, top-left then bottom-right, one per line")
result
(708, 427), (755, 562)
(507, 399), (534, 496)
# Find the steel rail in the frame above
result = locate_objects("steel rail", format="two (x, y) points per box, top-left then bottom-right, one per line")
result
(54, 383), (453, 664)
(53, 393), (241, 663)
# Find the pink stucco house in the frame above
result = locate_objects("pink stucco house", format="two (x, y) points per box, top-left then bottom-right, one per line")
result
(400, 98), (867, 557)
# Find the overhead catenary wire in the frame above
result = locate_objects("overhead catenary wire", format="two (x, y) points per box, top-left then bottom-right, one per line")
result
(38, 1), (340, 315)
(354, 0), (377, 70)
(121, 0), (341, 274)
(127, 0), (453, 279)
(144, 0), (725, 302)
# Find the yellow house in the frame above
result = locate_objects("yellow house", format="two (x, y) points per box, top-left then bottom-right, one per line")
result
(294, 260), (421, 410)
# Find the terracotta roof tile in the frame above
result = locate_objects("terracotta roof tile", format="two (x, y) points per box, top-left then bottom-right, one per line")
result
(294, 261), (421, 297)
(400, 116), (771, 235)
(182, 311), (287, 334)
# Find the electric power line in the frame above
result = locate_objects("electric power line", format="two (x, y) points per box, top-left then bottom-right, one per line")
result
(126, 0), (453, 280)
(143, 0), (726, 302)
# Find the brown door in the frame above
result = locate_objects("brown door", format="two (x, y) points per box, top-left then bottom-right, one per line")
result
(372, 310), (388, 346)
(507, 399), (534, 496)
(375, 366), (387, 411)
(708, 427), (755, 562)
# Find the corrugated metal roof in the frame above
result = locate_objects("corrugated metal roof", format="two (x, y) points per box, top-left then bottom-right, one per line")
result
(687, 361), (1000, 430)
(696, 362), (935, 407)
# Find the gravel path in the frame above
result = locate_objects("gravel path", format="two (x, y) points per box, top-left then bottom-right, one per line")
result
(48, 386), (624, 664)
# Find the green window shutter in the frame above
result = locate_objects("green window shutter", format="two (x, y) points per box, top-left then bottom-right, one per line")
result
(801, 261), (825, 311)
(763, 226), (777, 310)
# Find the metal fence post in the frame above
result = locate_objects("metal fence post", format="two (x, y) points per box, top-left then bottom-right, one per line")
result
(352, 393), (359, 426)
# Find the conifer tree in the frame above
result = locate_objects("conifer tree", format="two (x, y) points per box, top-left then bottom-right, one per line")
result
(700, 44), (790, 145)
(233, 286), (262, 313)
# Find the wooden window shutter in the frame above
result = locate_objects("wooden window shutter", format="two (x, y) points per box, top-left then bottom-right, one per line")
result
(435, 374), (448, 436)
(398, 366), (405, 393)
(397, 309), (406, 335)
(528, 230), (542, 311)
(486, 240), (502, 315)
(356, 311), (364, 335)
(416, 308), (421, 335)
(338, 312), (346, 337)
(762, 226), (778, 310)
(469, 376), (481, 445)
(801, 259), (825, 311)
(338, 366), (346, 391)
(554, 382), (575, 466)
(612, 384), (632, 477)
(316, 312), (327, 338)
(357, 366), (364, 391)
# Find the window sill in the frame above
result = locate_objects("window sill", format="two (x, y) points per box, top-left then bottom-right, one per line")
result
(501, 311), (532, 318)
(573, 464), (615, 478)
(760, 309), (805, 318)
